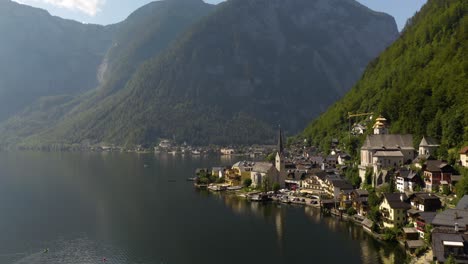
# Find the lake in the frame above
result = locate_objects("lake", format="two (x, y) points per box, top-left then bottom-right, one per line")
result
(0, 151), (407, 264)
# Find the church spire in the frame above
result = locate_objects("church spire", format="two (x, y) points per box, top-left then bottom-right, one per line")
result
(277, 125), (284, 155)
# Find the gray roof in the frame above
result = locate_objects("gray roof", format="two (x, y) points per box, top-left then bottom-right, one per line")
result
(418, 212), (437, 223)
(432, 209), (468, 228)
(419, 136), (440, 147)
(353, 189), (369, 196)
(424, 160), (451, 172)
(456, 196), (468, 210)
(362, 134), (414, 150)
(374, 151), (404, 157)
(383, 193), (411, 209)
(330, 179), (353, 190)
(432, 229), (467, 262)
(406, 240), (425, 249)
(252, 162), (274, 173)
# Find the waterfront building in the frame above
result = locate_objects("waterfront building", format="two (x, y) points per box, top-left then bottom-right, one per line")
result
(351, 189), (369, 216)
(379, 193), (411, 228)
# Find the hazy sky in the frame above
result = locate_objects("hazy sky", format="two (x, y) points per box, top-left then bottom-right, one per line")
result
(14, 0), (427, 31)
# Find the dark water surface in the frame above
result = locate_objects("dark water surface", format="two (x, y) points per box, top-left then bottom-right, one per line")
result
(0, 152), (406, 264)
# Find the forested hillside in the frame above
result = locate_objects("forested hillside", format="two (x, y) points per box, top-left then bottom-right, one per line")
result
(302, 0), (467, 156)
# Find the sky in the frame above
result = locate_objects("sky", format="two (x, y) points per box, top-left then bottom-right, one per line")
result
(13, 0), (427, 31)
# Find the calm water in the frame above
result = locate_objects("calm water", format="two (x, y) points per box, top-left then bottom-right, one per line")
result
(0, 152), (407, 264)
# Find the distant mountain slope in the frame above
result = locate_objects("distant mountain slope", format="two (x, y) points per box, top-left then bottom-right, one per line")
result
(302, 0), (467, 153)
(0, 0), (216, 149)
(97, 0), (214, 95)
(18, 0), (398, 147)
(0, 0), (114, 121)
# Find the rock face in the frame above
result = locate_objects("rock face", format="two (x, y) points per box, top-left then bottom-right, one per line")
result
(0, 0), (114, 121)
(0, 0), (399, 147)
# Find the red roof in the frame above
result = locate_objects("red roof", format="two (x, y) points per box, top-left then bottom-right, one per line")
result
(460, 146), (468, 154)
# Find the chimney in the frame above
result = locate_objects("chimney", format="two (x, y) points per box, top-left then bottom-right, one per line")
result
(455, 222), (459, 232)
(400, 194), (404, 202)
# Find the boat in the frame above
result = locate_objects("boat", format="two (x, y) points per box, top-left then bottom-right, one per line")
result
(227, 186), (243, 191)
(187, 177), (197, 181)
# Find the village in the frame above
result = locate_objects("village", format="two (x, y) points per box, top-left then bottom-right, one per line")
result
(193, 116), (468, 264)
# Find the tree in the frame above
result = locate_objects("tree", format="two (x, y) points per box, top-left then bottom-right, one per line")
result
(445, 254), (457, 264)
(243, 178), (252, 188)
(261, 177), (271, 193)
(347, 207), (357, 216)
(272, 183), (281, 193)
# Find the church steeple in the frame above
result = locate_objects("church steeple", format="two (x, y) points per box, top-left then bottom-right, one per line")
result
(277, 125), (284, 155)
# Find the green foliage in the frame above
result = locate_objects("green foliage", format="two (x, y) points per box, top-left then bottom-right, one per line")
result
(266, 153), (276, 162)
(414, 245), (428, 257)
(424, 224), (433, 244)
(302, 0), (468, 153)
(347, 207), (357, 216)
(345, 166), (362, 187)
(455, 168), (468, 198)
(243, 178), (252, 188)
(445, 254), (457, 264)
(272, 183), (281, 193)
(382, 227), (400, 242)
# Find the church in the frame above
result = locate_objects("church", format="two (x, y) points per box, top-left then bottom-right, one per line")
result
(358, 116), (416, 186)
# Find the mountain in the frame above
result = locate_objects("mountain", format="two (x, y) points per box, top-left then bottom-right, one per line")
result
(0, 0), (399, 148)
(97, 0), (215, 95)
(4, 0), (398, 148)
(302, 0), (467, 155)
(0, 0), (216, 148)
(0, 0), (114, 121)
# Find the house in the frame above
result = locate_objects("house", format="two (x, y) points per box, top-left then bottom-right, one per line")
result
(432, 209), (468, 231)
(351, 189), (369, 216)
(309, 156), (324, 168)
(250, 162), (282, 188)
(410, 193), (442, 212)
(339, 189), (354, 210)
(432, 228), (468, 263)
(359, 133), (415, 184)
(408, 211), (437, 238)
(220, 148), (235, 155)
(395, 168), (422, 192)
(325, 155), (338, 168)
(323, 178), (353, 198)
(231, 161), (254, 180)
(423, 160), (456, 192)
(379, 193), (411, 228)
(337, 153), (351, 165)
(418, 136), (440, 156)
(460, 146), (468, 168)
(211, 167), (226, 178)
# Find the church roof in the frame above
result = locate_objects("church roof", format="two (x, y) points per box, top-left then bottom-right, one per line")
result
(252, 162), (274, 173)
(362, 134), (414, 150)
(420, 136), (440, 147)
(374, 151), (404, 157)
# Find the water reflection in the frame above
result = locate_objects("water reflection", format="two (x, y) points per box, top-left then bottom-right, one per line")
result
(216, 193), (408, 264)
